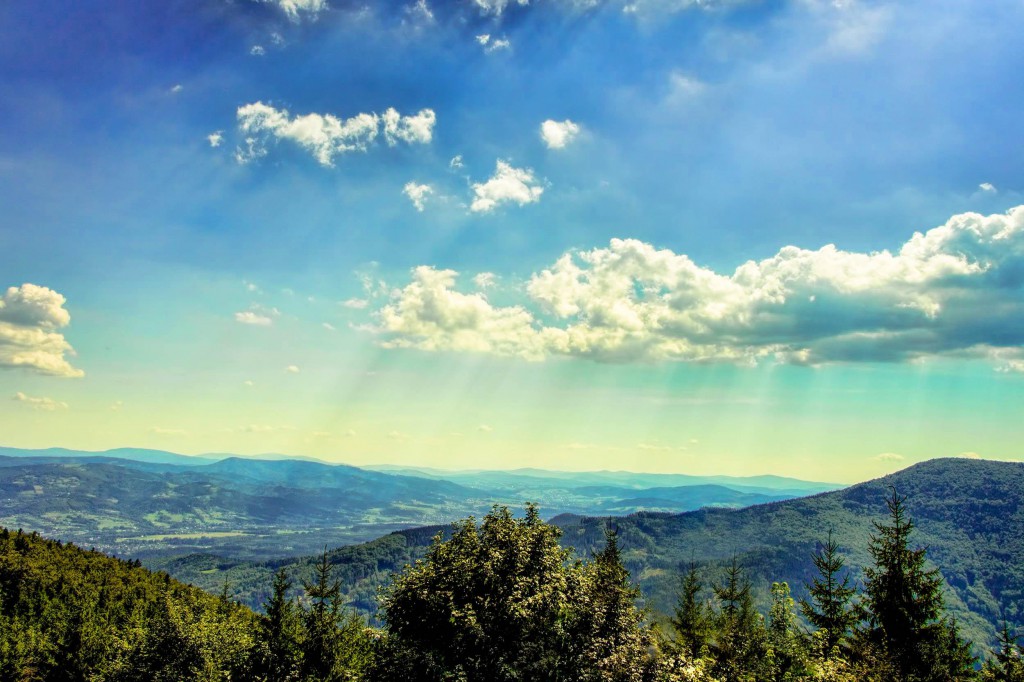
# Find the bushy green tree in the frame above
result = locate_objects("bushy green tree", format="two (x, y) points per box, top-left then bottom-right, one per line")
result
(374, 505), (655, 682)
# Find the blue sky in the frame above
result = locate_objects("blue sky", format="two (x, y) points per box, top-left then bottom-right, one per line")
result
(1, 0), (1022, 482)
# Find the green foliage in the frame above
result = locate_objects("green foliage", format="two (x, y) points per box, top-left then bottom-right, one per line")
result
(670, 563), (712, 659)
(0, 526), (257, 681)
(853, 487), (975, 681)
(374, 505), (656, 682)
(801, 529), (857, 656)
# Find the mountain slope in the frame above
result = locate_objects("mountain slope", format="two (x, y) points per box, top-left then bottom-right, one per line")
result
(162, 458), (1022, 651)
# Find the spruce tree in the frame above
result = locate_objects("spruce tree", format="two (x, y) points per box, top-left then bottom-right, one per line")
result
(710, 557), (766, 681)
(801, 529), (857, 656)
(256, 568), (303, 682)
(983, 621), (1024, 682)
(856, 487), (975, 681)
(670, 562), (711, 660)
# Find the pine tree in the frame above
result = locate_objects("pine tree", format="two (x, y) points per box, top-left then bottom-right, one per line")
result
(300, 549), (371, 682)
(801, 529), (857, 656)
(256, 568), (303, 682)
(670, 563), (711, 660)
(855, 487), (975, 681)
(981, 621), (1024, 682)
(709, 557), (766, 681)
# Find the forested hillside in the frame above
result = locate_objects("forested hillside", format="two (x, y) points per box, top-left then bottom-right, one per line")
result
(164, 458), (1023, 651)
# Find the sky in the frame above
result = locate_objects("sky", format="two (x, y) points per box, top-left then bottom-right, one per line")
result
(1, 0), (1022, 483)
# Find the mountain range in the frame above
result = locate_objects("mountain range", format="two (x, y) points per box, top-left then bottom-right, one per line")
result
(0, 446), (832, 559)
(155, 458), (1022, 653)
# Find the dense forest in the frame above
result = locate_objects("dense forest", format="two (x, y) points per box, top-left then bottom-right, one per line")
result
(2, 487), (1023, 681)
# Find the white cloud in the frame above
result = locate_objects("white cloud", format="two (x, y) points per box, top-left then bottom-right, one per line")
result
(250, 45), (266, 56)
(208, 131), (224, 148)
(13, 392), (68, 411)
(264, 0), (328, 21)
(979, 182), (997, 194)
(285, 364), (301, 373)
(958, 451), (981, 460)
(403, 182), (433, 211)
(476, 34), (511, 53)
(667, 71), (706, 99)
(405, 0), (435, 23)
(478, 424), (493, 432)
(471, 0), (529, 16)
(235, 102), (435, 167)
(0, 284), (83, 378)
(323, 322), (336, 331)
(473, 272), (496, 289)
(369, 206), (1024, 369)
(382, 108), (436, 146)
(235, 311), (273, 326)
(170, 84), (183, 94)
(540, 119), (581, 149)
(449, 155), (464, 170)
(110, 400), (124, 411)
(470, 160), (544, 213)
(872, 452), (905, 462)
(376, 266), (554, 360)
(343, 297), (369, 309)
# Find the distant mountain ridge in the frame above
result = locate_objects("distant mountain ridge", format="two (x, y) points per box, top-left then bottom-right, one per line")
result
(0, 445), (831, 560)
(158, 457), (1022, 653)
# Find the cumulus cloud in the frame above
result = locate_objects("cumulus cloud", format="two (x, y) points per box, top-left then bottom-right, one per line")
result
(285, 364), (301, 373)
(208, 131), (224, 147)
(979, 182), (997, 194)
(250, 45), (266, 56)
(235, 102), (435, 166)
(0, 284), (83, 378)
(470, 160), (544, 213)
(449, 155), (464, 170)
(403, 182), (433, 211)
(540, 119), (581, 149)
(369, 206), (1024, 369)
(13, 392), (68, 411)
(264, 0), (327, 21)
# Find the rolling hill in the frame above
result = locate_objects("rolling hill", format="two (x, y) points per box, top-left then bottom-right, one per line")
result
(159, 458), (1023, 652)
(0, 447), (829, 559)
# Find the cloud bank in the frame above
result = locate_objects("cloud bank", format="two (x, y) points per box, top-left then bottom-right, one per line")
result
(0, 284), (83, 377)
(373, 206), (1024, 369)
(236, 102), (436, 166)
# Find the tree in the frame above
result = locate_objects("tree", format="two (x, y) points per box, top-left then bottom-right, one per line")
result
(766, 581), (807, 680)
(570, 528), (655, 682)
(254, 568), (303, 682)
(709, 557), (767, 681)
(374, 505), (655, 682)
(855, 487), (975, 681)
(300, 549), (372, 682)
(670, 563), (711, 660)
(801, 529), (857, 657)
(982, 621), (1024, 682)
